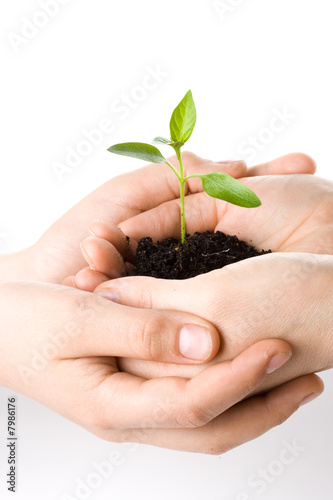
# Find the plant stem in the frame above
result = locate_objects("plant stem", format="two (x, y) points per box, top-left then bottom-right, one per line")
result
(165, 160), (181, 180)
(175, 148), (186, 244)
(184, 173), (200, 181)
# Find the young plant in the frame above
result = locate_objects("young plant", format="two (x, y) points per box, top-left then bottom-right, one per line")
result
(107, 90), (261, 244)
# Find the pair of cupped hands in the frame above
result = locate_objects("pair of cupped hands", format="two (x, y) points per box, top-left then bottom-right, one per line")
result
(2, 152), (333, 454)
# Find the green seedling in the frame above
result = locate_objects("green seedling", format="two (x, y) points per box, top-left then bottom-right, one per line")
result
(108, 90), (261, 244)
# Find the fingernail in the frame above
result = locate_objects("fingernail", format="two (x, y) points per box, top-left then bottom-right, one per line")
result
(299, 392), (320, 407)
(97, 289), (121, 304)
(266, 352), (292, 374)
(179, 325), (212, 361)
(71, 276), (77, 288)
(80, 242), (95, 270)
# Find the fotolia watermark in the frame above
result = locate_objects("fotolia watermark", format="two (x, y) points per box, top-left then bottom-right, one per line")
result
(237, 106), (296, 162)
(212, 0), (246, 21)
(234, 439), (306, 499)
(7, 0), (72, 54)
(51, 64), (169, 182)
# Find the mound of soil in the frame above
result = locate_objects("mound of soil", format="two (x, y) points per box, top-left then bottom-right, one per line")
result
(135, 231), (271, 279)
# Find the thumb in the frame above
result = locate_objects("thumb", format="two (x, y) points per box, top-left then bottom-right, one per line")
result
(66, 287), (221, 364)
(94, 273), (209, 316)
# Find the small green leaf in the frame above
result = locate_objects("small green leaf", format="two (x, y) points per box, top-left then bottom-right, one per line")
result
(198, 172), (262, 207)
(170, 141), (185, 149)
(153, 137), (185, 149)
(169, 90), (197, 144)
(107, 142), (167, 164)
(153, 136), (171, 145)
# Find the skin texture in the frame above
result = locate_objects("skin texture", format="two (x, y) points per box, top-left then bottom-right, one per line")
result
(71, 156), (333, 396)
(69, 153), (321, 290)
(0, 284), (323, 453)
(1, 154), (248, 285)
(0, 152), (324, 453)
(2, 152), (315, 287)
(0, 280), (322, 453)
(94, 252), (333, 395)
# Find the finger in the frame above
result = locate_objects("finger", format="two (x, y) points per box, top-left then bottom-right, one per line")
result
(61, 275), (76, 288)
(73, 267), (112, 292)
(75, 231), (136, 290)
(80, 237), (127, 277)
(95, 273), (204, 311)
(90, 339), (293, 429)
(117, 169), (319, 246)
(247, 153), (316, 177)
(119, 192), (217, 241)
(49, 154), (247, 281)
(87, 153), (247, 223)
(88, 220), (137, 263)
(63, 292), (220, 364)
(111, 373), (323, 452)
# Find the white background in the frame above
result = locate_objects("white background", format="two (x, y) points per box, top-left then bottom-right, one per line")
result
(0, 0), (333, 499)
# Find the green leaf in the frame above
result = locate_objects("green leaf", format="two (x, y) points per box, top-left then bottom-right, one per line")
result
(198, 172), (262, 207)
(153, 136), (171, 145)
(107, 142), (167, 164)
(169, 90), (197, 144)
(153, 136), (185, 149)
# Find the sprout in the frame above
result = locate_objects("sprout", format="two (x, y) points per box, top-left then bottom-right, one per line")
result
(108, 90), (261, 244)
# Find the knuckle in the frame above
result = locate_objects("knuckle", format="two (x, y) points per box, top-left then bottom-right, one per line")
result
(272, 409), (290, 428)
(136, 287), (153, 309)
(130, 314), (166, 361)
(117, 278), (154, 308)
(230, 366), (258, 400)
(263, 399), (290, 432)
(239, 378), (257, 399)
(181, 404), (216, 428)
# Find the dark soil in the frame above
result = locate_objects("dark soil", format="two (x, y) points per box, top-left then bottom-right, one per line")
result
(135, 231), (271, 280)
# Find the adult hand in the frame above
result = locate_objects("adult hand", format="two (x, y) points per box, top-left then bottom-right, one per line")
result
(3, 152), (316, 285)
(94, 252), (333, 397)
(117, 172), (332, 254)
(0, 280), (322, 453)
(70, 153), (320, 290)
(85, 160), (332, 380)
(1, 154), (247, 284)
